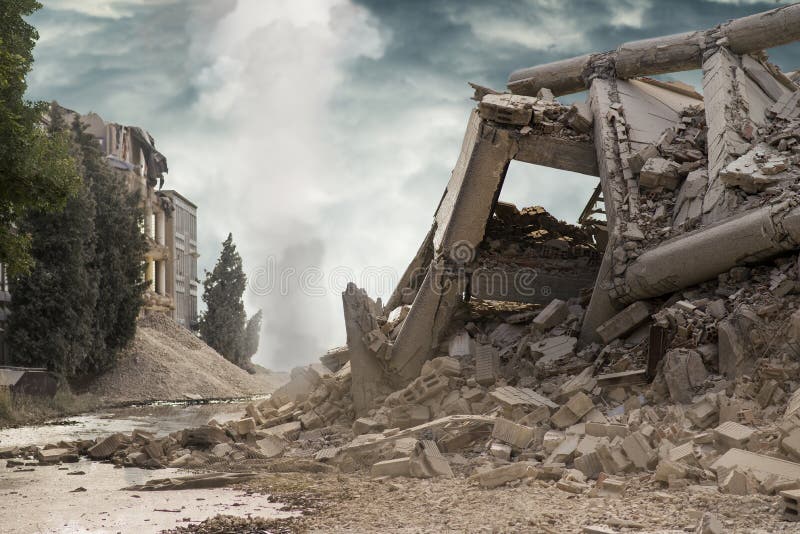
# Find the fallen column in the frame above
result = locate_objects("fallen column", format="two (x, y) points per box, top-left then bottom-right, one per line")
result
(388, 110), (517, 382)
(579, 78), (625, 344)
(507, 3), (800, 96)
(613, 202), (800, 304)
(701, 47), (752, 223)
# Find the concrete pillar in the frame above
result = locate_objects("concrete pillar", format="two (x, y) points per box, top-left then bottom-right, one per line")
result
(389, 110), (517, 382)
(579, 79), (624, 345)
(157, 260), (166, 295)
(146, 260), (155, 292)
(144, 205), (153, 239)
(156, 210), (165, 246)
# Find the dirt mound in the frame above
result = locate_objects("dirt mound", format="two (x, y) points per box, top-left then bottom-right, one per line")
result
(87, 313), (287, 404)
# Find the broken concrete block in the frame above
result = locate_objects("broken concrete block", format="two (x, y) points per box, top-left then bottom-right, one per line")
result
(236, 418), (257, 436)
(719, 467), (757, 495)
(782, 489), (800, 522)
(478, 93), (535, 126)
(532, 299), (568, 331)
(756, 379), (779, 408)
(353, 417), (384, 437)
(371, 457), (411, 478)
(299, 411), (324, 431)
(490, 386), (558, 410)
(474, 344), (500, 386)
(673, 168), (708, 227)
(551, 392), (594, 429)
(88, 434), (125, 460)
(585, 422), (629, 439)
(621, 431), (655, 469)
(596, 440), (632, 474)
(668, 441), (697, 465)
(400, 372), (450, 405)
(574, 451), (603, 478)
(596, 475), (627, 498)
(640, 157), (681, 190)
(37, 448), (78, 464)
(565, 102), (593, 134)
(687, 398), (718, 429)
(628, 143), (659, 175)
(409, 440), (453, 478)
(256, 435), (286, 458)
(662, 349), (707, 404)
(448, 331), (475, 358)
(782, 430), (800, 460)
(263, 421), (302, 441)
(717, 319), (749, 380)
(469, 461), (538, 489)
(389, 404), (430, 430)
(714, 421), (755, 450)
(543, 430), (565, 453)
(492, 418), (534, 449)
(421, 356), (461, 378)
(595, 302), (650, 344)
(490, 441), (512, 461)
(719, 144), (788, 193)
(532, 336), (579, 378)
(654, 459), (688, 483)
(547, 435), (579, 464)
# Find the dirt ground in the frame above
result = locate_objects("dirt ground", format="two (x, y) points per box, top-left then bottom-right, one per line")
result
(186, 468), (799, 534)
(86, 313), (288, 403)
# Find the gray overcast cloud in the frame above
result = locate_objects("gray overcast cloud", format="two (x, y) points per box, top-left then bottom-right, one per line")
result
(26, 0), (799, 370)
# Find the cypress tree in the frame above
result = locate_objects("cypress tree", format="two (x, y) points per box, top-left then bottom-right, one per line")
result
(244, 309), (263, 363)
(200, 233), (248, 368)
(7, 109), (97, 376)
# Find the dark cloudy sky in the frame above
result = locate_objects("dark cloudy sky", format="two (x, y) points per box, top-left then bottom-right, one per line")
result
(26, 0), (799, 370)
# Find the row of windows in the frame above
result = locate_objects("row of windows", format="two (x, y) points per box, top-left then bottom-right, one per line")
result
(174, 248), (197, 281)
(175, 292), (198, 327)
(174, 206), (197, 241)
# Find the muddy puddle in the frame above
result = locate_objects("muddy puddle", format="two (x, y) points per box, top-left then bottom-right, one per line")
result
(0, 399), (295, 533)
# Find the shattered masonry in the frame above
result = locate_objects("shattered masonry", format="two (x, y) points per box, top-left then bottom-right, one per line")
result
(10, 5), (800, 528)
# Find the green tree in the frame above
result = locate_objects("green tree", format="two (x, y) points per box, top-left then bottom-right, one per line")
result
(7, 110), (98, 376)
(244, 309), (262, 361)
(0, 1), (80, 276)
(200, 233), (249, 368)
(73, 115), (147, 374)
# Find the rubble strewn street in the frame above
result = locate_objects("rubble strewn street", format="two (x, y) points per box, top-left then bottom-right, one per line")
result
(4, 4), (800, 533)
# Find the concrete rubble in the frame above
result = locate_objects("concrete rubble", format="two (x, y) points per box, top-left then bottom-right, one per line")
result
(6, 5), (800, 531)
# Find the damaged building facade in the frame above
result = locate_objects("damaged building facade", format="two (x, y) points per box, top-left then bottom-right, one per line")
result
(70, 108), (200, 326)
(0, 107), (200, 363)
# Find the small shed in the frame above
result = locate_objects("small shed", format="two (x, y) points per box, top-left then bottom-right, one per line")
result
(0, 366), (58, 398)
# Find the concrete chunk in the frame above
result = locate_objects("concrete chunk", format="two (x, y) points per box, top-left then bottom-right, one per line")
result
(596, 302), (650, 344)
(474, 344), (500, 386)
(88, 434), (125, 460)
(714, 421), (755, 450)
(469, 461), (539, 488)
(492, 418), (535, 449)
(640, 157), (681, 190)
(372, 457), (411, 478)
(532, 299), (568, 331)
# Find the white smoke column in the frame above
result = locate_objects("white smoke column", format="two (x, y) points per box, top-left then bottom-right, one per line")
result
(166, 0), (387, 370)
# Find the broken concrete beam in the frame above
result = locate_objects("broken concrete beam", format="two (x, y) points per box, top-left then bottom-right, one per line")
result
(639, 157), (681, 190)
(353, 417), (384, 437)
(532, 299), (568, 331)
(712, 448), (800, 483)
(492, 418), (535, 449)
(617, 203), (800, 304)
(514, 134), (599, 177)
(508, 4), (800, 96)
(263, 421), (302, 441)
(595, 301), (651, 344)
(469, 462), (539, 489)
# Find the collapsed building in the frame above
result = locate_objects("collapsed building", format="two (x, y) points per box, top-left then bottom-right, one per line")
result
(7, 5), (800, 530)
